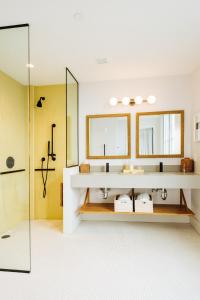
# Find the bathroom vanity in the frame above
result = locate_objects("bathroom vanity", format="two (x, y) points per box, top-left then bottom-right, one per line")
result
(63, 110), (199, 233)
(63, 169), (200, 233)
(72, 172), (199, 216)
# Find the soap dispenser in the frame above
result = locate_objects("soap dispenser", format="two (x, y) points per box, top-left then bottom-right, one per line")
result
(106, 163), (110, 173)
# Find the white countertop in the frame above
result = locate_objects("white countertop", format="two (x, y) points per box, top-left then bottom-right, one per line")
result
(70, 171), (200, 189)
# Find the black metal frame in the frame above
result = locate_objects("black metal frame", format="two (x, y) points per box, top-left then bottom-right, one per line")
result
(0, 24), (29, 30)
(35, 168), (55, 171)
(0, 23), (31, 274)
(0, 268), (30, 273)
(0, 169), (25, 175)
(66, 68), (79, 168)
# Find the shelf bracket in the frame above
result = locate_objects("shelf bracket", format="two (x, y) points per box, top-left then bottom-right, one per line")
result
(180, 189), (188, 211)
(83, 188), (90, 206)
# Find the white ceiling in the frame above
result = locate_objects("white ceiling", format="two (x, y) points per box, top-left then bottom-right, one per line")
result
(0, 0), (200, 85)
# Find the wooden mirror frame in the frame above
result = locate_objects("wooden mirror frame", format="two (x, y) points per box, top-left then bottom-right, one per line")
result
(136, 110), (184, 158)
(86, 113), (131, 159)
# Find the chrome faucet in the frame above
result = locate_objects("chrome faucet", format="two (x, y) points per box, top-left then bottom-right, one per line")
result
(100, 163), (110, 199)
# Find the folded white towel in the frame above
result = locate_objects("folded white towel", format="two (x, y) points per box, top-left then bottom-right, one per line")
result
(118, 194), (131, 201)
(136, 193), (152, 202)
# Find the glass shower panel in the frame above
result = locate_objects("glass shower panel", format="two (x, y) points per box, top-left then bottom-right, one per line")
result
(66, 68), (79, 167)
(0, 24), (31, 272)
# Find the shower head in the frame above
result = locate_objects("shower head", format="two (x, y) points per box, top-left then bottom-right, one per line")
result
(37, 97), (45, 108)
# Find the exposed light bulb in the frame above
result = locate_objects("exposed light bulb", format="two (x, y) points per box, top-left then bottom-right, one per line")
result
(147, 95), (156, 104)
(122, 97), (130, 106)
(134, 96), (143, 104)
(109, 97), (118, 106)
(26, 63), (34, 68)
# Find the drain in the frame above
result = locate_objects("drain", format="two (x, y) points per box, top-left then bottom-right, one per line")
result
(1, 235), (11, 239)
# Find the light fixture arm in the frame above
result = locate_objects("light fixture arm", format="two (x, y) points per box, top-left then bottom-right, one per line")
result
(129, 99), (148, 106)
(109, 95), (156, 106)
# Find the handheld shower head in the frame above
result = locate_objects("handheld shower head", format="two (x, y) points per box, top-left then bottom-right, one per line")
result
(37, 97), (45, 108)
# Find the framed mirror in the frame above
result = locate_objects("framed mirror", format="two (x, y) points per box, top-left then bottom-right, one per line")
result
(136, 110), (184, 158)
(86, 113), (131, 159)
(66, 68), (79, 167)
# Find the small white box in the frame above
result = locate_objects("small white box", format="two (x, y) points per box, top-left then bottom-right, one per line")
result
(114, 194), (133, 212)
(134, 193), (153, 213)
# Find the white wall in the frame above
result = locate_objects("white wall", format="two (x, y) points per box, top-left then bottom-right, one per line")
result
(78, 75), (193, 222)
(79, 75), (192, 166)
(191, 68), (200, 233)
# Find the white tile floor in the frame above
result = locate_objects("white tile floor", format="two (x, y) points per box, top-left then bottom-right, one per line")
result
(0, 221), (30, 271)
(0, 220), (200, 300)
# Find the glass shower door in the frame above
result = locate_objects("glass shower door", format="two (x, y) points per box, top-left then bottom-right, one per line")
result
(0, 24), (31, 272)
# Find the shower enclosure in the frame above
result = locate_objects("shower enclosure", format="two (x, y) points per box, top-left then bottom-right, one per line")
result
(0, 24), (31, 272)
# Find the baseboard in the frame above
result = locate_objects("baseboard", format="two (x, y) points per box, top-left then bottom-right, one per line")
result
(81, 214), (190, 223)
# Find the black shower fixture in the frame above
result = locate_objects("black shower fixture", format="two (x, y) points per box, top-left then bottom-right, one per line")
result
(37, 97), (45, 108)
(48, 124), (56, 161)
(37, 123), (57, 198)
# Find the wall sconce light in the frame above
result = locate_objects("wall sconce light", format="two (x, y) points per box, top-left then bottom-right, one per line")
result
(109, 95), (156, 106)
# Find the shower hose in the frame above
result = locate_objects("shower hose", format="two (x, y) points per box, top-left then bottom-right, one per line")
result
(41, 155), (50, 198)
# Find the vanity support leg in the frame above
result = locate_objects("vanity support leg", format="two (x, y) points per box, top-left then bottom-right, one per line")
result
(131, 188), (135, 211)
(180, 189), (183, 208)
(83, 188), (90, 206)
(131, 188), (135, 199)
(180, 189), (188, 211)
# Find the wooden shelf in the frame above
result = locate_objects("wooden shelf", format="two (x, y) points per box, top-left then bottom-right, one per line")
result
(79, 203), (194, 216)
